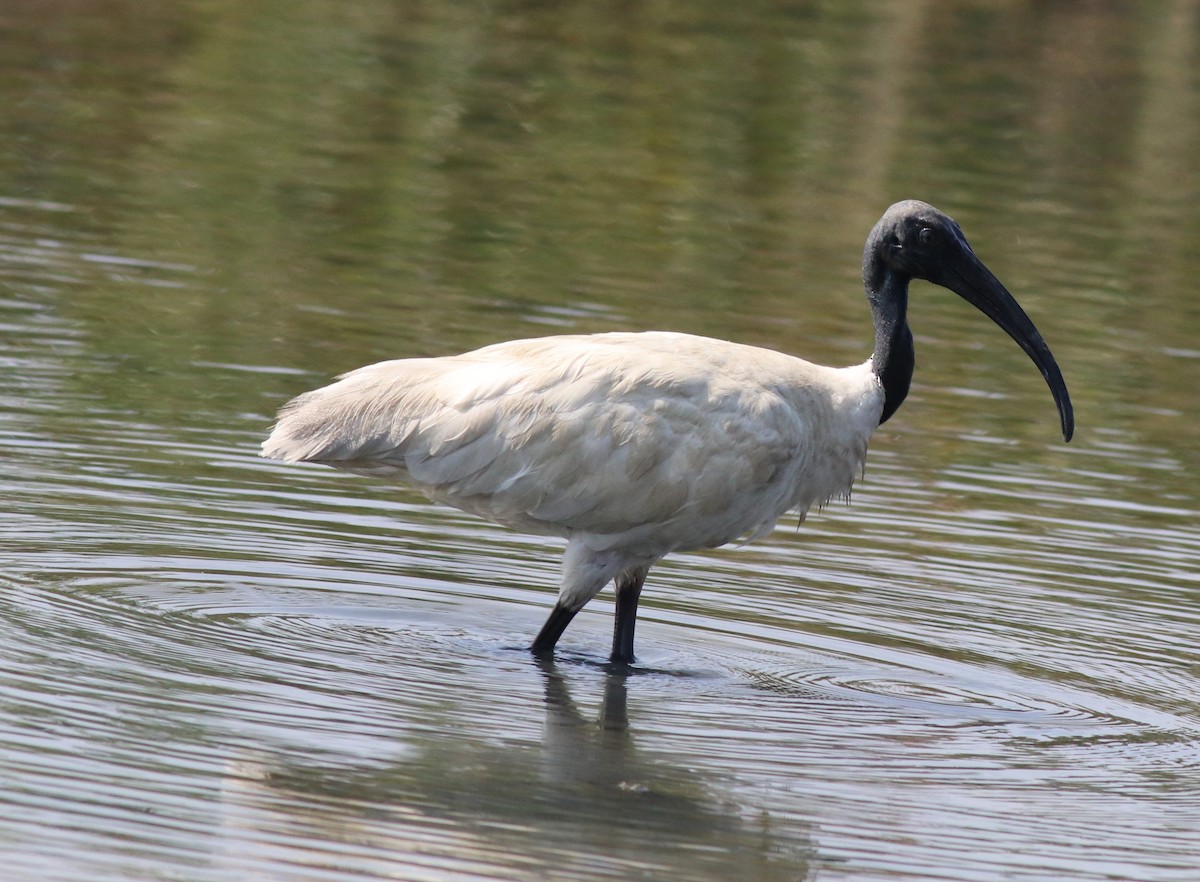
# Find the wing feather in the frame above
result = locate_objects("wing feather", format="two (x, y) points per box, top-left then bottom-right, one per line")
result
(262, 332), (879, 545)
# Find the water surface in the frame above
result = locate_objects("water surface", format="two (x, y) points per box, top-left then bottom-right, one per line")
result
(2, 2), (1199, 880)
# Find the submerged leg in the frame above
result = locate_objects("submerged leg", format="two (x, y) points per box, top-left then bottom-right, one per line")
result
(610, 567), (648, 665)
(531, 603), (579, 657)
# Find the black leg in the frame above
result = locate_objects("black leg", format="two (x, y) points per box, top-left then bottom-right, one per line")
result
(531, 602), (579, 657)
(610, 568), (647, 665)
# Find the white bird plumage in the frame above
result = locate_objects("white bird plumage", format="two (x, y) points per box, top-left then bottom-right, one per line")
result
(262, 332), (881, 615)
(262, 201), (1074, 664)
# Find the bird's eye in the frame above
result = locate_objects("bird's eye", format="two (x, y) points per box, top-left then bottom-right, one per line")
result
(918, 227), (936, 246)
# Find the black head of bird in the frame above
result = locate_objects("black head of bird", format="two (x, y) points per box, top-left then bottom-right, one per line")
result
(864, 200), (1074, 442)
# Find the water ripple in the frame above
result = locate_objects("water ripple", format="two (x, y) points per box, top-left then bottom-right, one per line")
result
(4, 283), (1200, 880)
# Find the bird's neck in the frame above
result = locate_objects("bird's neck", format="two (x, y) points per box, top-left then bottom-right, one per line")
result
(866, 268), (914, 425)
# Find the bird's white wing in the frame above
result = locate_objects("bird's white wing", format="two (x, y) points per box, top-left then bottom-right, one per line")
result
(263, 333), (873, 545)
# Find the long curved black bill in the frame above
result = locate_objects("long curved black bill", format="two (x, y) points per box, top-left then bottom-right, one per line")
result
(943, 248), (1074, 442)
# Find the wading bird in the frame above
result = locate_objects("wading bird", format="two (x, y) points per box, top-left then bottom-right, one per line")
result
(262, 201), (1073, 664)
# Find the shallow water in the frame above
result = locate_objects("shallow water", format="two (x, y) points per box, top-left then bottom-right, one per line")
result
(3, 2), (1200, 880)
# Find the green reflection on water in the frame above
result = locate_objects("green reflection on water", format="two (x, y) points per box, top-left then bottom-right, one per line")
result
(4, 0), (1198, 473)
(3, 3), (1200, 879)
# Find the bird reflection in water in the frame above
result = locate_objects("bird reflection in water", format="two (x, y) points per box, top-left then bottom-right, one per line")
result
(214, 661), (816, 881)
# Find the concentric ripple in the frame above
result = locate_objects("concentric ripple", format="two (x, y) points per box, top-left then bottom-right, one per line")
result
(4, 205), (1200, 881)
